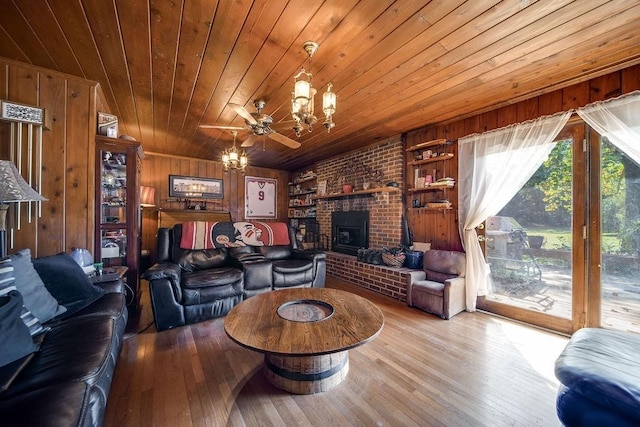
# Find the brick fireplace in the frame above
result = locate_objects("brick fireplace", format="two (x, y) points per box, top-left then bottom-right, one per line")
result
(315, 137), (404, 249)
(315, 137), (411, 300)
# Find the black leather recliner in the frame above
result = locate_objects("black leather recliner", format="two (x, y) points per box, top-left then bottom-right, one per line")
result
(144, 222), (326, 331)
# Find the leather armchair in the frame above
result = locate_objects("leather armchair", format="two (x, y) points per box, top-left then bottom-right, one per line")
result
(144, 225), (244, 331)
(406, 249), (466, 319)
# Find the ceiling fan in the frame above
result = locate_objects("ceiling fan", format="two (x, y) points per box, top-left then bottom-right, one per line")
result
(199, 99), (300, 149)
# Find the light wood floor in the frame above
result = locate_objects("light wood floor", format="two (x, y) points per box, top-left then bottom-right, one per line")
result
(105, 277), (569, 427)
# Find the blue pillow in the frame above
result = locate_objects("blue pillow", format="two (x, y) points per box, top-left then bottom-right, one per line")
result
(0, 257), (45, 336)
(33, 253), (105, 318)
(10, 249), (66, 323)
(0, 291), (39, 368)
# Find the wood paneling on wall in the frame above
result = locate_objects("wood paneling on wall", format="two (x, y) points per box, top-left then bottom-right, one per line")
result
(405, 64), (640, 251)
(0, 57), (104, 257)
(140, 153), (290, 258)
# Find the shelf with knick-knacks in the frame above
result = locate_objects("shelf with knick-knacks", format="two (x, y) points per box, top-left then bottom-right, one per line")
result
(288, 169), (318, 229)
(406, 138), (456, 211)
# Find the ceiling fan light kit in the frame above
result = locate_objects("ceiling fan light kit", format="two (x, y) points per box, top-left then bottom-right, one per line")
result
(291, 41), (337, 136)
(201, 41), (337, 150)
(222, 131), (248, 172)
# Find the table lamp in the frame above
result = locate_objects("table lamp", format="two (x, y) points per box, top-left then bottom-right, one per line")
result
(0, 160), (48, 257)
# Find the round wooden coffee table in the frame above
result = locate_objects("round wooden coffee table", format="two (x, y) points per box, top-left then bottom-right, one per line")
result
(224, 287), (384, 394)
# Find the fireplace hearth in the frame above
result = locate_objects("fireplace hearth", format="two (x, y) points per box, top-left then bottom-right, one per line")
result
(331, 211), (369, 256)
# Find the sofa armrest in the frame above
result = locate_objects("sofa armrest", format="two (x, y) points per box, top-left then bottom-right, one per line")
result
(143, 262), (182, 285)
(93, 279), (124, 294)
(291, 249), (326, 261)
(148, 277), (185, 331)
(406, 271), (426, 306)
(290, 249), (326, 287)
(442, 277), (466, 319)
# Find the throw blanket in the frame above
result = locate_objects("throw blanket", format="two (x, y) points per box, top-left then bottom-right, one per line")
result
(180, 221), (290, 249)
(180, 221), (215, 250)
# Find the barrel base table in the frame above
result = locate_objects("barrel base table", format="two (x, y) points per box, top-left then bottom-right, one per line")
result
(224, 288), (384, 394)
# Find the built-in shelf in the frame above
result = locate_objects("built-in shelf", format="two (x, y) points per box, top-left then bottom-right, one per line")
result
(406, 138), (449, 152)
(408, 153), (454, 166)
(314, 186), (401, 200)
(289, 175), (317, 185)
(289, 203), (316, 208)
(288, 189), (316, 196)
(407, 186), (453, 193)
(413, 206), (454, 211)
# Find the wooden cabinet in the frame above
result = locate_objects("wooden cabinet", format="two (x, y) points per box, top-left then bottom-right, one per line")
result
(405, 138), (456, 210)
(288, 171), (318, 247)
(94, 135), (143, 315)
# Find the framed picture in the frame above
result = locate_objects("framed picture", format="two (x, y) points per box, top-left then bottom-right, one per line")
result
(169, 175), (223, 199)
(317, 180), (327, 196)
(245, 176), (277, 219)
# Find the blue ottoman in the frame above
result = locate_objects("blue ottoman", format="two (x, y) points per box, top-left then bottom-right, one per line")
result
(554, 328), (640, 426)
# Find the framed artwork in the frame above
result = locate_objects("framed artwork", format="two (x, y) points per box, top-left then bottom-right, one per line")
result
(245, 176), (277, 219)
(317, 180), (327, 196)
(169, 175), (223, 199)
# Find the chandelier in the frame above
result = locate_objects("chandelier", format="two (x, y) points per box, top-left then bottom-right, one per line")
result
(291, 41), (337, 136)
(221, 131), (248, 172)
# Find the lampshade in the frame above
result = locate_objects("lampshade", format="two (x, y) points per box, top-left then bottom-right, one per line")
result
(323, 83), (337, 116)
(0, 160), (47, 204)
(140, 185), (156, 207)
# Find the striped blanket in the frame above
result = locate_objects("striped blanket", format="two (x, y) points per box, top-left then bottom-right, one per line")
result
(180, 221), (290, 249)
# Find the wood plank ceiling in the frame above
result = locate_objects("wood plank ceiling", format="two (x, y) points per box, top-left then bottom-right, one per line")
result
(1, 0), (639, 171)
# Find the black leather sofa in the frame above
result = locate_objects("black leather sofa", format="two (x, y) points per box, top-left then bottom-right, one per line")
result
(0, 252), (127, 427)
(144, 221), (326, 331)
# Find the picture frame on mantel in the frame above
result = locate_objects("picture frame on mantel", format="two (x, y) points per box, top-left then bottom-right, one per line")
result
(245, 176), (277, 219)
(169, 175), (223, 199)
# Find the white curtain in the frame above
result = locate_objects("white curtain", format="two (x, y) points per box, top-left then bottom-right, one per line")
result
(577, 90), (640, 166)
(458, 111), (572, 311)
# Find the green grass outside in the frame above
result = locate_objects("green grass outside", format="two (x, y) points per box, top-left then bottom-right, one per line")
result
(526, 227), (621, 253)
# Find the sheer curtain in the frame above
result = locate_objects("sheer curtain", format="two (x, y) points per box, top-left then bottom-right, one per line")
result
(458, 111), (571, 311)
(577, 91), (640, 165)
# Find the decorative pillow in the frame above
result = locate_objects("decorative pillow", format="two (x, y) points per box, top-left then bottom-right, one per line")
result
(33, 252), (105, 318)
(0, 291), (39, 367)
(10, 249), (66, 323)
(0, 257), (45, 336)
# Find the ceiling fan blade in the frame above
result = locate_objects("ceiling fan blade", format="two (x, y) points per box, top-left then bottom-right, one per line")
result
(199, 125), (247, 130)
(240, 134), (259, 147)
(268, 131), (301, 149)
(229, 103), (258, 125)
(270, 120), (298, 129)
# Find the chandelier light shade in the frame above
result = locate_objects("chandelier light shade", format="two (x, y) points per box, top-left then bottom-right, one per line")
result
(322, 82), (337, 131)
(0, 160), (48, 256)
(291, 41), (337, 136)
(222, 131), (248, 172)
(140, 185), (156, 207)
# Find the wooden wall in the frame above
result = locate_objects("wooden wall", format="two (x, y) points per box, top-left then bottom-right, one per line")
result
(405, 64), (640, 251)
(0, 57), (102, 257)
(0, 56), (291, 261)
(140, 153), (290, 259)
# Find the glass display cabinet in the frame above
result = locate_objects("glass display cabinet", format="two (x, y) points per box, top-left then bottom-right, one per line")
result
(95, 135), (143, 315)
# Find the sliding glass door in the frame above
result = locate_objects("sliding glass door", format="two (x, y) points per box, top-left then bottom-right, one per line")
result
(478, 122), (640, 334)
(478, 123), (583, 333)
(592, 131), (640, 333)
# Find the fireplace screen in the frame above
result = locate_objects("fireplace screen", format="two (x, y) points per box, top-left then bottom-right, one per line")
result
(332, 211), (369, 255)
